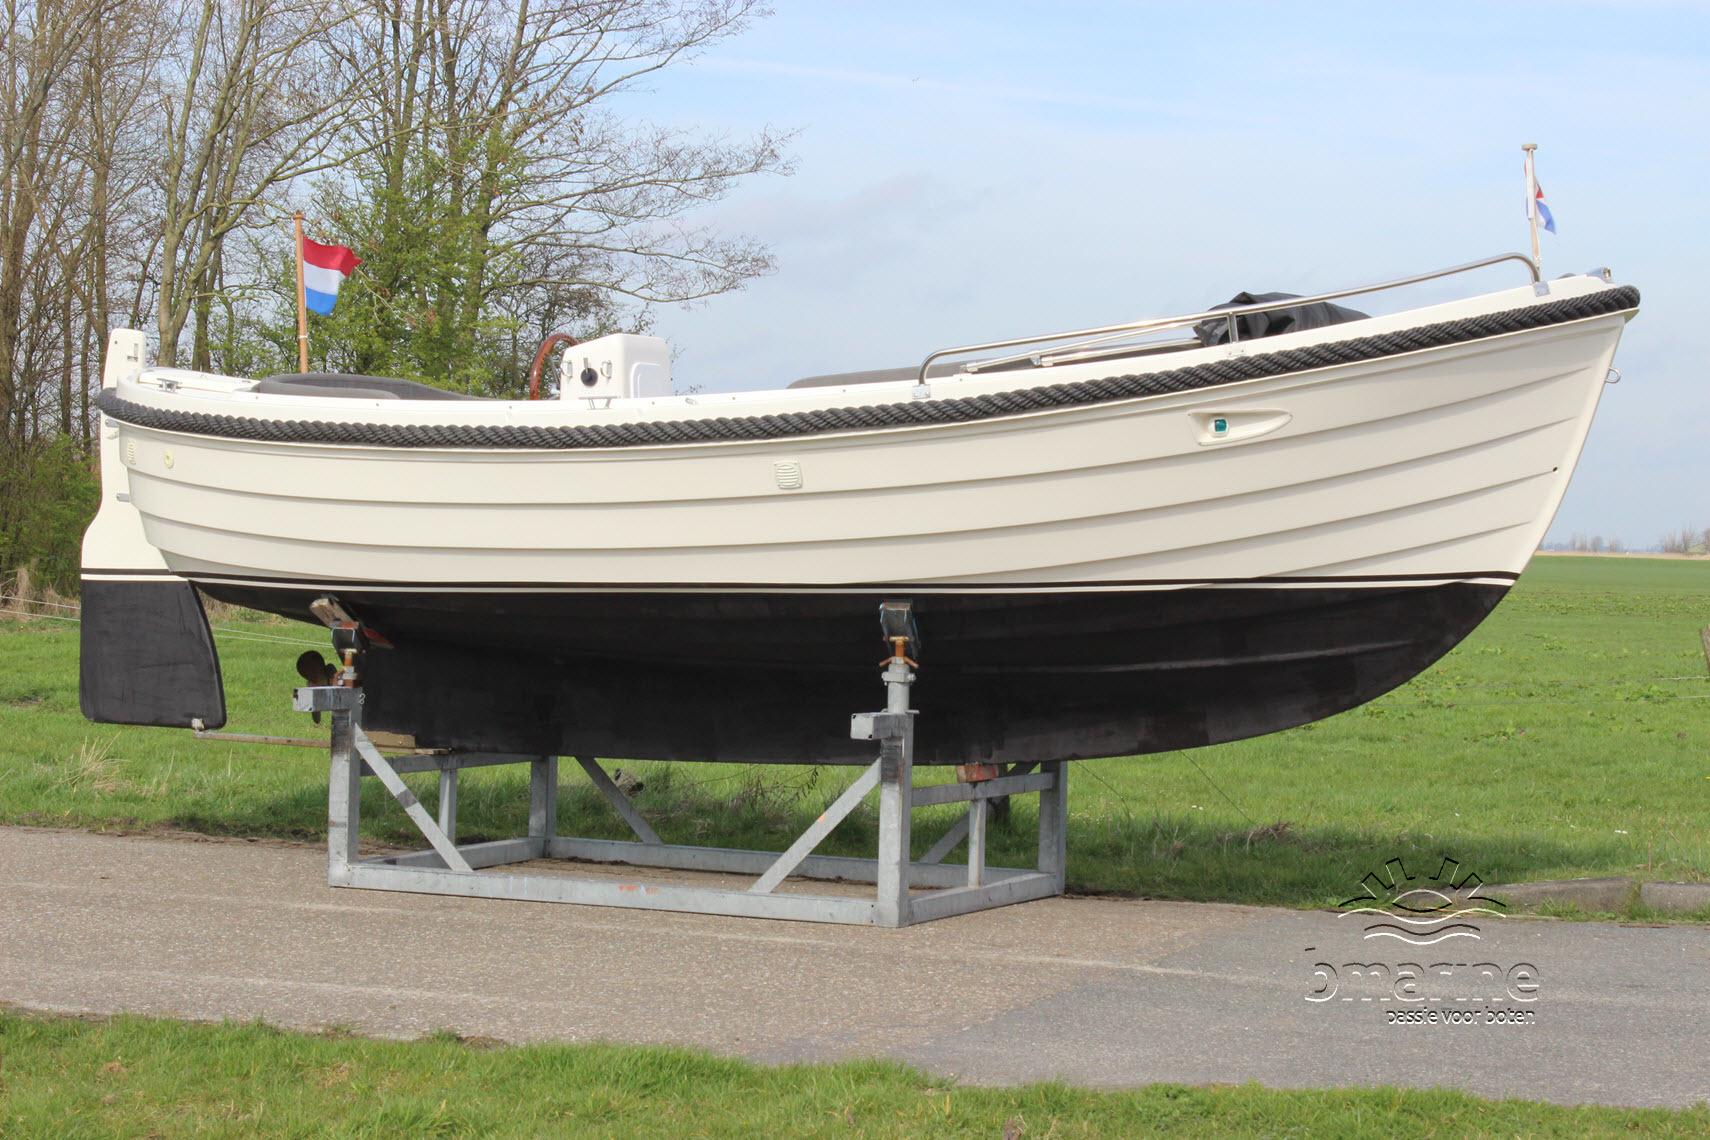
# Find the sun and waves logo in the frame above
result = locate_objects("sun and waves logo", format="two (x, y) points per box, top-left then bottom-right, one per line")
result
(1308, 856), (1538, 1015)
(1337, 856), (1507, 945)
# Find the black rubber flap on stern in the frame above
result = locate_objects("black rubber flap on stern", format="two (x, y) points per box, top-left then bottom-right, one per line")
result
(80, 577), (226, 728)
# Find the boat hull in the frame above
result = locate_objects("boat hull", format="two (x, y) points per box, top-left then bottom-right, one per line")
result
(193, 576), (1506, 762)
(80, 276), (1636, 760)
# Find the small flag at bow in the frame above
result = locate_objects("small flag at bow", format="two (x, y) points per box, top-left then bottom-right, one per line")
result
(1532, 182), (1556, 234)
(300, 237), (361, 315)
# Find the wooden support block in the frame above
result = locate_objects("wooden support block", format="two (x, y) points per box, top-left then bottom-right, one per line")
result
(956, 763), (1001, 783)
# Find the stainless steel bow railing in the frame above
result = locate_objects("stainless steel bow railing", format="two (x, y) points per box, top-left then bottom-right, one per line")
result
(915, 251), (1545, 384)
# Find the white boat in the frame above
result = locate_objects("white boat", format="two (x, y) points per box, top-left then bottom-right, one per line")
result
(79, 253), (1639, 763)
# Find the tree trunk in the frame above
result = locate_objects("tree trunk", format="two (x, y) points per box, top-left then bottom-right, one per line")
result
(191, 246), (220, 372)
(60, 290), (73, 435)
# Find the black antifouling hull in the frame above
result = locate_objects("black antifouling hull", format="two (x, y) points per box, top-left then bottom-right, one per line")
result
(194, 577), (1507, 764)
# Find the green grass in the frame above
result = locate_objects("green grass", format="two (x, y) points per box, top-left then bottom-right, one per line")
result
(2, 1010), (1705, 1138)
(3, 555), (1708, 911)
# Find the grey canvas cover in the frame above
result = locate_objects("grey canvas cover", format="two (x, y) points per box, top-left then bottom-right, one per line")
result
(1193, 292), (1368, 346)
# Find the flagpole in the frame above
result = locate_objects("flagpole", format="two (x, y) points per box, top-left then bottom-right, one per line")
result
(1522, 143), (1541, 276)
(293, 211), (309, 373)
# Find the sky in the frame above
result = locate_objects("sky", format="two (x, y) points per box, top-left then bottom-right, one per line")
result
(628, 2), (1709, 547)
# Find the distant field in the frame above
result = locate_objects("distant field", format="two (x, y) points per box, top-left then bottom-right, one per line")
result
(2, 555), (1708, 912)
(4, 1011), (1707, 1139)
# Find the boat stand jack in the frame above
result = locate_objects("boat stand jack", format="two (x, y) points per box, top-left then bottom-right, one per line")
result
(293, 618), (1067, 926)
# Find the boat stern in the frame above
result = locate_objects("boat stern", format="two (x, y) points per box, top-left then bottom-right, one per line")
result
(79, 329), (226, 729)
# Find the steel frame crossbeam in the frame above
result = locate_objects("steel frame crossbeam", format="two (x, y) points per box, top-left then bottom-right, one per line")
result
(295, 661), (1068, 927)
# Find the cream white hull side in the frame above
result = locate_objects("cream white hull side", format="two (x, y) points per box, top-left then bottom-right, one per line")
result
(110, 314), (1624, 592)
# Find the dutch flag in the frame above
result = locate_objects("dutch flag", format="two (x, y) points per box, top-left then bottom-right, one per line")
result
(1532, 183), (1556, 235)
(301, 237), (361, 315)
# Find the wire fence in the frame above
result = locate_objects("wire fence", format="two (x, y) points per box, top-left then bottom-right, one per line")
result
(1, 596), (325, 649)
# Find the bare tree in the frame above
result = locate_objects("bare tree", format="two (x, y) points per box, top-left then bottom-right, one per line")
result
(76, 2), (169, 437)
(310, 0), (790, 386)
(0, 0), (119, 441)
(153, 0), (363, 366)
(1659, 526), (1701, 555)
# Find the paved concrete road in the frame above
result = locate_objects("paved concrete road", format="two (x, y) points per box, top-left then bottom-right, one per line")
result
(2, 826), (1707, 1108)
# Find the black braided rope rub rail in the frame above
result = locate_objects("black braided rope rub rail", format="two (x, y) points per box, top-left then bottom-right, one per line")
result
(98, 286), (1639, 450)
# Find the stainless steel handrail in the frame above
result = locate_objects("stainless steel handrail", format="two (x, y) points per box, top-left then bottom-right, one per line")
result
(915, 251), (1543, 384)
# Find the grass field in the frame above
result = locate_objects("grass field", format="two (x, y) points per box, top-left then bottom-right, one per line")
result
(2, 1010), (1706, 1138)
(3, 555), (1708, 912)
